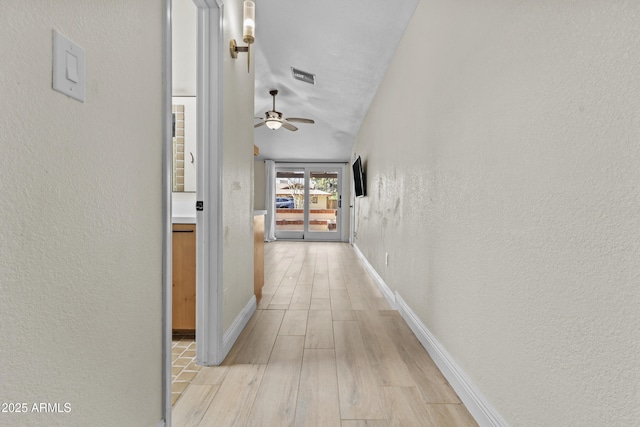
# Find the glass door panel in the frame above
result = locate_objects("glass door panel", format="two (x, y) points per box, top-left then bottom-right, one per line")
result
(307, 170), (340, 238)
(275, 169), (305, 239)
(274, 165), (342, 241)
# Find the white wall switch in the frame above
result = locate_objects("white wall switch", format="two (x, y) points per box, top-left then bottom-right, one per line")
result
(53, 30), (85, 102)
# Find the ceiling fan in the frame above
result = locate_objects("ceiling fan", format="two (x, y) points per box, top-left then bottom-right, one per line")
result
(254, 89), (315, 131)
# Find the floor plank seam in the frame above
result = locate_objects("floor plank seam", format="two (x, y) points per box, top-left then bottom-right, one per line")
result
(172, 242), (478, 427)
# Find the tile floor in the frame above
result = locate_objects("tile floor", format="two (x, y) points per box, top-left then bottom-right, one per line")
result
(171, 338), (200, 405)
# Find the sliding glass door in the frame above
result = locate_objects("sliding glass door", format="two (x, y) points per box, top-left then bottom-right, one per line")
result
(274, 165), (343, 241)
(307, 169), (340, 239)
(275, 169), (305, 240)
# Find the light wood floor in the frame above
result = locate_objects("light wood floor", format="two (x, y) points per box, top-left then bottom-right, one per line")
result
(172, 241), (478, 427)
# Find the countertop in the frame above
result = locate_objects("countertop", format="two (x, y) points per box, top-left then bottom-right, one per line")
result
(172, 216), (196, 224)
(173, 210), (266, 224)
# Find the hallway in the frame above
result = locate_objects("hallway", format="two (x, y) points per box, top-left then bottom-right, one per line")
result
(172, 241), (478, 426)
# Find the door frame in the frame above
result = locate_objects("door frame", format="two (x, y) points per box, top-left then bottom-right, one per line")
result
(193, 0), (224, 367)
(162, 0), (172, 424)
(162, 0), (224, 425)
(274, 163), (348, 242)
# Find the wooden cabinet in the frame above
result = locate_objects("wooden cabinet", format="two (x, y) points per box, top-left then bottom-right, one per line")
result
(172, 223), (196, 331)
(254, 214), (265, 301)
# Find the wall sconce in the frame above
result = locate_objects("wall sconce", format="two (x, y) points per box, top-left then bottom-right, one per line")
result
(229, 0), (255, 73)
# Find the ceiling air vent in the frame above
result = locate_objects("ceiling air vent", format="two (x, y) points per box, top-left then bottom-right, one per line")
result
(291, 67), (316, 85)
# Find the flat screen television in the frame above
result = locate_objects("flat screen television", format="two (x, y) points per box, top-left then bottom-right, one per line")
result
(352, 155), (366, 197)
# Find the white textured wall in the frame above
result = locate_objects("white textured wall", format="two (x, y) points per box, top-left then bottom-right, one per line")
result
(0, 2), (163, 426)
(353, 1), (640, 426)
(222, 0), (256, 331)
(172, 0), (197, 96)
(254, 160), (266, 211)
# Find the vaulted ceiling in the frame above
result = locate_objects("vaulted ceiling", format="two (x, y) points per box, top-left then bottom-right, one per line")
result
(252, 0), (419, 162)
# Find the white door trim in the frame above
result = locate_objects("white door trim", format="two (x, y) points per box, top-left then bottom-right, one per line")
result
(193, 0), (224, 366)
(161, 0), (172, 424)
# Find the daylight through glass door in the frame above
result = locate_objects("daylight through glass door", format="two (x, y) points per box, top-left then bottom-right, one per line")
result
(274, 166), (342, 241)
(275, 169), (305, 239)
(307, 170), (339, 235)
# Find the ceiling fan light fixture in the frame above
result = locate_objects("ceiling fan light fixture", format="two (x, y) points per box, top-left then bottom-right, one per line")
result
(255, 90), (313, 132)
(265, 120), (282, 130)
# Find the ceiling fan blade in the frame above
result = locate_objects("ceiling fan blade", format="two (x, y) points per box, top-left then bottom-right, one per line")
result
(285, 118), (315, 124)
(254, 121), (266, 128)
(281, 121), (298, 131)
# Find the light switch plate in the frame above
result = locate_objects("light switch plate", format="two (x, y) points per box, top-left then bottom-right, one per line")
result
(52, 30), (85, 102)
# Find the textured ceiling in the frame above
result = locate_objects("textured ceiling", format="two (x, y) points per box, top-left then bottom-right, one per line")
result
(252, 0), (419, 162)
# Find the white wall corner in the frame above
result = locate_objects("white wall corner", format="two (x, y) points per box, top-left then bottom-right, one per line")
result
(222, 295), (257, 357)
(155, 420), (166, 427)
(352, 243), (397, 309)
(395, 294), (510, 427)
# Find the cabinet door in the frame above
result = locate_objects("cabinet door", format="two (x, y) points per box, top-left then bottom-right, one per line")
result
(172, 224), (196, 330)
(254, 215), (265, 301)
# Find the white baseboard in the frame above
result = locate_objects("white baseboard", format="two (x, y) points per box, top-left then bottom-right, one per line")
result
(351, 243), (507, 427)
(351, 243), (397, 309)
(222, 295), (256, 358)
(395, 294), (509, 427)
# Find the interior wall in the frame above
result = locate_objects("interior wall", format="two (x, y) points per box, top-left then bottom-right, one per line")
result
(172, 0), (197, 97)
(0, 1), (163, 426)
(222, 0), (256, 331)
(254, 160), (266, 211)
(352, 1), (640, 426)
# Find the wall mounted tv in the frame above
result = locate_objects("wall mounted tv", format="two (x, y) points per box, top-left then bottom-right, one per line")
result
(352, 155), (366, 197)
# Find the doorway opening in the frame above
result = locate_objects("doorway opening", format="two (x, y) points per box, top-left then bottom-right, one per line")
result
(169, 0), (199, 409)
(164, 0), (225, 423)
(274, 164), (345, 241)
